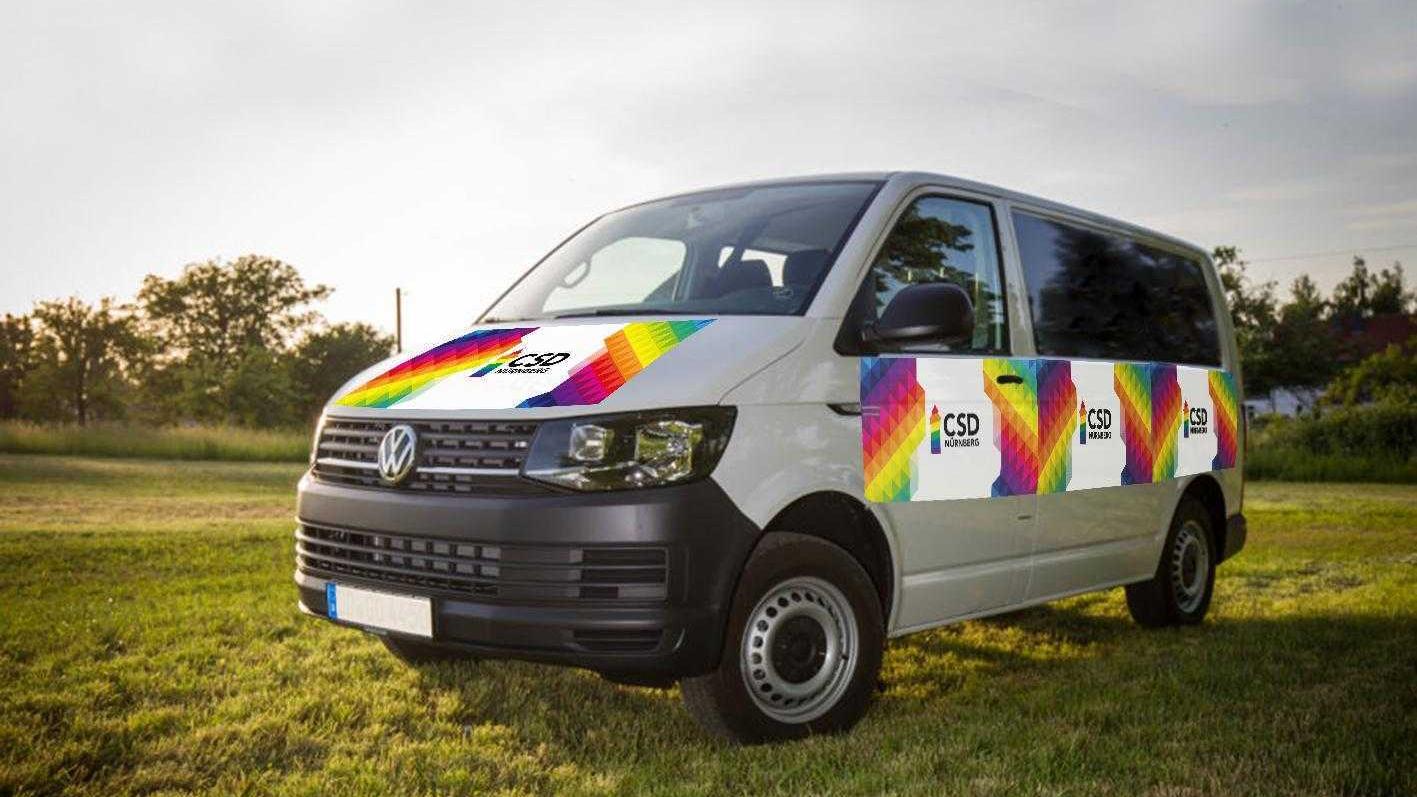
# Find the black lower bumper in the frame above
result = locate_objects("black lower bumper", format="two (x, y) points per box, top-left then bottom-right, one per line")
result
(294, 473), (759, 679)
(1222, 513), (1247, 562)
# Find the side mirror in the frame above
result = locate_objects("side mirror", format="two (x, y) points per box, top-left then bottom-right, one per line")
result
(864, 282), (975, 346)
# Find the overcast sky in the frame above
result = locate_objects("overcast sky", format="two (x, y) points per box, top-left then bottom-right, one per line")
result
(3, 1), (1415, 346)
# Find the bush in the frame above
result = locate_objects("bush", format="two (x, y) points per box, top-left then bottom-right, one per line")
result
(1247, 400), (1417, 483)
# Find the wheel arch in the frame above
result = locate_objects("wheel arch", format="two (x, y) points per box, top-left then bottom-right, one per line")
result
(761, 491), (896, 625)
(1180, 474), (1227, 559)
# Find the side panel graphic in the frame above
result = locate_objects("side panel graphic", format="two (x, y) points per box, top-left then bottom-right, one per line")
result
(336, 320), (712, 410)
(861, 356), (1238, 503)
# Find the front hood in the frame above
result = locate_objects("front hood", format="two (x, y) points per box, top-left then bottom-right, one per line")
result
(324, 316), (809, 419)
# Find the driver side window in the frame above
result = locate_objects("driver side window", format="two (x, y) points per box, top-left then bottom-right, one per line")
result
(866, 196), (1008, 353)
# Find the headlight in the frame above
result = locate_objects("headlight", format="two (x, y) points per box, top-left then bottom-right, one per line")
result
(523, 407), (736, 491)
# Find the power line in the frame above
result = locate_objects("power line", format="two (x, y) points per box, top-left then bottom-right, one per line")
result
(1246, 242), (1417, 264)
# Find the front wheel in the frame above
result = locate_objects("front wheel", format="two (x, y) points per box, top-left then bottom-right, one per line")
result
(680, 532), (884, 744)
(1126, 497), (1216, 627)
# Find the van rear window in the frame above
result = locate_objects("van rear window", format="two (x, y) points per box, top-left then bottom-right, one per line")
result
(1012, 212), (1220, 366)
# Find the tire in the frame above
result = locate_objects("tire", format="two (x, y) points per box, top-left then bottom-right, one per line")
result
(1125, 497), (1217, 628)
(681, 532), (884, 744)
(380, 635), (478, 665)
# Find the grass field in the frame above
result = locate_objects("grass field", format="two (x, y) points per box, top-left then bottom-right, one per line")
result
(0, 422), (310, 463)
(0, 455), (1413, 796)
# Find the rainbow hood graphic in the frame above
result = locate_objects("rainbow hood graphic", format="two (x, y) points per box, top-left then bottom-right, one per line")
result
(337, 328), (534, 409)
(335, 320), (713, 411)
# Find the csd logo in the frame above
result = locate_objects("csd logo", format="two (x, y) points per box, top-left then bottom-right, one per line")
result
(941, 412), (980, 437)
(474, 351), (573, 377)
(508, 352), (571, 368)
(1185, 405), (1209, 437)
(1079, 401), (1113, 443)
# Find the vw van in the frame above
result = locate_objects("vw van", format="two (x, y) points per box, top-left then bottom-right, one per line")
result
(296, 172), (1246, 743)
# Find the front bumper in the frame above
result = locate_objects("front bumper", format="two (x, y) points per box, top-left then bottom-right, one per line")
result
(294, 473), (759, 679)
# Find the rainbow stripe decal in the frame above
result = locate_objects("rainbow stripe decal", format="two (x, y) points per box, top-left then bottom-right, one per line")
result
(861, 358), (925, 503)
(337, 328), (534, 408)
(861, 357), (1238, 503)
(1036, 359), (1077, 495)
(518, 320), (713, 408)
(983, 358), (1040, 497)
(1114, 363), (1154, 485)
(1209, 370), (1239, 470)
(1152, 365), (1181, 483)
(1114, 363), (1183, 485)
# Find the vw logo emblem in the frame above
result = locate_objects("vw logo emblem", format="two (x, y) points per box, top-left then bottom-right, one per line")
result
(377, 424), (419, 485)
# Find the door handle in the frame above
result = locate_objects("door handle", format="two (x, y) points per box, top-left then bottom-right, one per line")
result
(995, 374), (1023, 385)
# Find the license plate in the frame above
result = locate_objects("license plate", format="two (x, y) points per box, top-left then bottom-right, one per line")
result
(326, 582), (433, 638)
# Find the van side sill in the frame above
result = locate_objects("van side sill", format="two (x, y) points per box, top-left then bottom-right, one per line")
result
(888, 574), (1148, 639)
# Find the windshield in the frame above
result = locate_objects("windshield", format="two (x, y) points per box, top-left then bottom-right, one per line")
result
(483, 181), (881, 321)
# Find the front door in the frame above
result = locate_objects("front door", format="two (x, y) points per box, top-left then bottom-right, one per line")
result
(854, 193), (1032, 628)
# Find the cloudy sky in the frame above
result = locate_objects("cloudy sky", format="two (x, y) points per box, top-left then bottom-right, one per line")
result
(3, 1), (1415, 346)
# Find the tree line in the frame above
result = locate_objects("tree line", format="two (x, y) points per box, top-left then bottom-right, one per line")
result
(1213, 248), (1413, 407)
(0, 255), (393, 427)
(1, 249), (1412, 429)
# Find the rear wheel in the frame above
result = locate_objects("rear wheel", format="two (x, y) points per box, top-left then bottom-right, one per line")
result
(380, 636), (477, 665)
(1126, 497), (1216, 627)
(681, 532), (884, 744)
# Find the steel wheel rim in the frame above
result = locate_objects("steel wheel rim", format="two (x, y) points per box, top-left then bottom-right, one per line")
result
(1170, 520), (1210, 613)
(739, 576), (858, 723)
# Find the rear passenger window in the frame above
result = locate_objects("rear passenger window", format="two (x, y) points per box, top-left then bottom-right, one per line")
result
(1012, 211), (1220, 365)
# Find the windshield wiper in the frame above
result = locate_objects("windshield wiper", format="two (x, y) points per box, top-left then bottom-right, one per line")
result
(550, 308), (708, 319)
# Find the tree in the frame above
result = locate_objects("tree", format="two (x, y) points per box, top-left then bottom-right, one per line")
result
(23, 298), (144, 425)
(289, 322), (394, 422)
(1268, 274), (1339, 404)
(137, 255), (330, 423)
(1370, 261), (1413, 315)
(1331, 256), (1375, 324)
(0, 314), (34, 419)
(1211, 246), (1280, 399)
(1323, 337), (1417, 407)
(226, 345), (301, 428)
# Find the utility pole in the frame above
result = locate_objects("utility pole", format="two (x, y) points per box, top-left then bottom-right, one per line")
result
(395, 287), (403, 353)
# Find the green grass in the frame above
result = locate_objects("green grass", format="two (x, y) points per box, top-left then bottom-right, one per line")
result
(1, 455), (1414, 796)
(0, 421), (310, 463)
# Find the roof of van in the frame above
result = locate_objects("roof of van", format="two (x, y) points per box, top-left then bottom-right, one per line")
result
(632, 170), (1211, 261)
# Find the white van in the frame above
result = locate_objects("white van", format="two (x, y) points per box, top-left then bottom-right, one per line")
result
(296, 172), (1246, 743)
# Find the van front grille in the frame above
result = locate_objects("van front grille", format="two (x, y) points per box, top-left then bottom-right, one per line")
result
(296, 523), (671, 603)
(311, 417), (555, 496)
